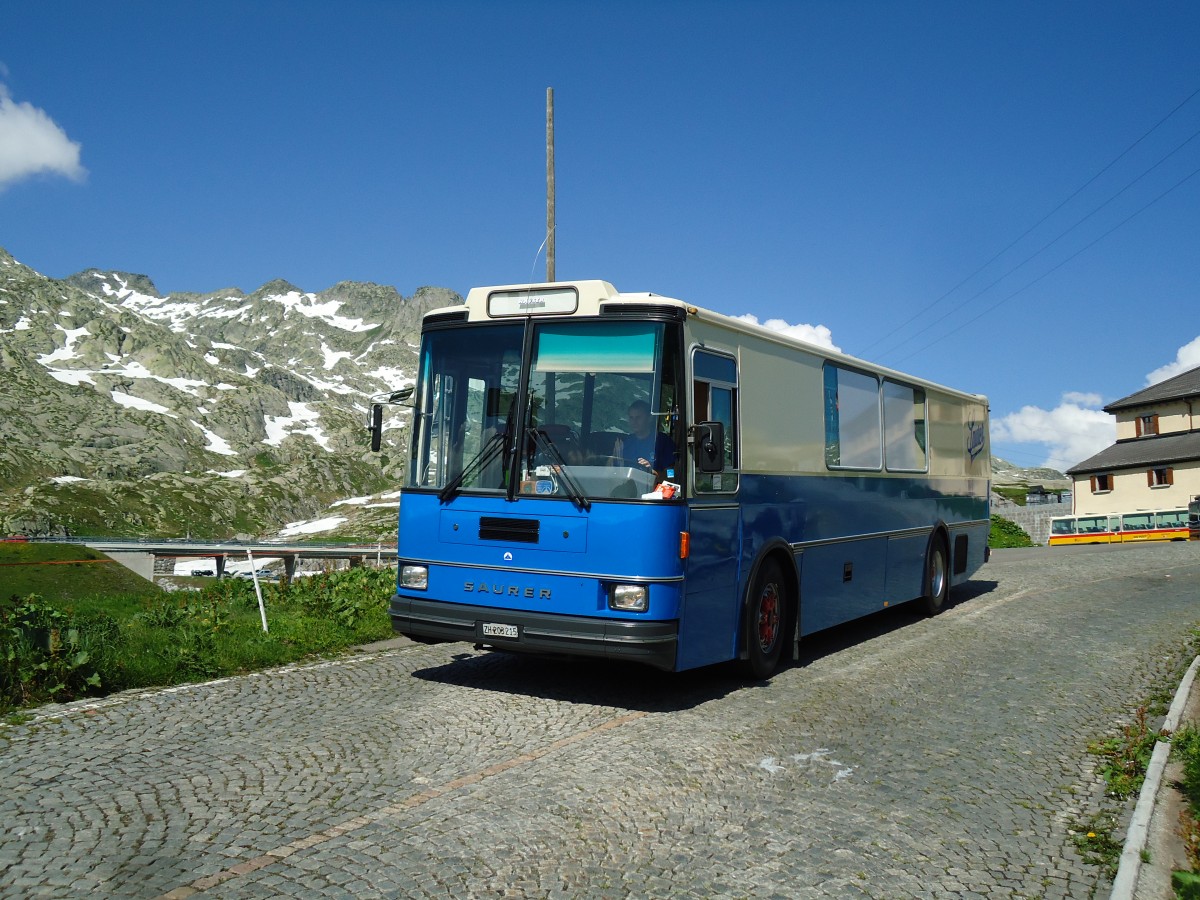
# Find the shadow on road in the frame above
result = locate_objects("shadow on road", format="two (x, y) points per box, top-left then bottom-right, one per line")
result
(409, 578), (1001, 712)
(791, 579), (998, 666)
(411, 649), (747, 713)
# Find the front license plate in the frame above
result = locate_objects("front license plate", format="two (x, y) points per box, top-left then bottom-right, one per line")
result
(482, 622), (519, 639)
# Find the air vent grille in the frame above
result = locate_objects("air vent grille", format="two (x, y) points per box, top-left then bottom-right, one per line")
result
(479, 517), (540, 543)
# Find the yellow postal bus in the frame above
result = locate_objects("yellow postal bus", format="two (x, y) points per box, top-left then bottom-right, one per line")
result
(1048, 508), (1190, 546)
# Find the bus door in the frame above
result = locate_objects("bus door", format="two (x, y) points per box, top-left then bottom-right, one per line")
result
(678, 350), (742, 670)
(1121, 512), (1153, 542)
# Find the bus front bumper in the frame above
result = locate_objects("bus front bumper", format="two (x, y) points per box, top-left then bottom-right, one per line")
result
(390, 595), (679, 671)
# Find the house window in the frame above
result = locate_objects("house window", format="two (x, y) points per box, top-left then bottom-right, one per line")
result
(1136, 414), (1159, 437)
(1090, 473), (1113, 493)
(1149, 467), (1174, 488)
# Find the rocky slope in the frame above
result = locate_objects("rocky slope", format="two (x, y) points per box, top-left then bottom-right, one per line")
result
(0, 248), (455, 539)
(990, 456), (1070, 489)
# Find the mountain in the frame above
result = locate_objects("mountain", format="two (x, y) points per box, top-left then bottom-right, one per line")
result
(990, 456), (1070, 489)
(0, 247), (456, 539)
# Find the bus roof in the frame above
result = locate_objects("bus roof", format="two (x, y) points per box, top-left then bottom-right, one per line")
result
(429, 280), (988, 404)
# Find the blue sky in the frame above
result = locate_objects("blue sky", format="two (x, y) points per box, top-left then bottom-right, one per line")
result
(2, 1), (1198, 472)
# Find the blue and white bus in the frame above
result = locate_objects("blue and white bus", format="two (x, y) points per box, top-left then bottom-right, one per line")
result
(376, 280), (991, 677)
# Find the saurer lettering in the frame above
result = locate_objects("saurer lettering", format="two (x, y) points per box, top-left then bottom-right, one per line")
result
(464, 582), (551, 600)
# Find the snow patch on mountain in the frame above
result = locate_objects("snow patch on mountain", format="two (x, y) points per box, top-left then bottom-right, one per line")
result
(274, 290), (379, 333)
(264, 402), (331, 451)
(279, 515), (348, 536)
(111, 391), (176, 417)
(193, 422), (238, 456)
(38, 324), (91, 365)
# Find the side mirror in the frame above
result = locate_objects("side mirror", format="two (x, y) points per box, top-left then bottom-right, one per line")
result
(368, 404), (383, 452)
(694, 421), (725, 473)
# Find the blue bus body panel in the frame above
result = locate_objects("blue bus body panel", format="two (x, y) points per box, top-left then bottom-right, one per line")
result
(677, 504), (742, 670)
(734, 473), (988, 642)
(397, 492), (687, 620)
(394, 471), (989, 671)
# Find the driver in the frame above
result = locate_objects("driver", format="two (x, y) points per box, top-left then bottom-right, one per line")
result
(613, 400), (676, 480)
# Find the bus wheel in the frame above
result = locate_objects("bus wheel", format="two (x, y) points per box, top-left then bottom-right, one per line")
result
(743, 559), (787, 679)
(918, 537), (949, 616)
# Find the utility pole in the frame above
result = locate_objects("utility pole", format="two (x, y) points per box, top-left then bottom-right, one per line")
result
(546, 87), (555, 283)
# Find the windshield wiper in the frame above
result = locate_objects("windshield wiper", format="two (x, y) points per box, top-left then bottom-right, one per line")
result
(438, 431), (508, 503)
(527, 428), (591, 511)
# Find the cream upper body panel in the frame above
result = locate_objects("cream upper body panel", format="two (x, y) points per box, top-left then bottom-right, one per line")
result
(425, 280), (989, 480)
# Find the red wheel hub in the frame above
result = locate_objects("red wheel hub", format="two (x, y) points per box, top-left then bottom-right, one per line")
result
(757, 584), (780, 651)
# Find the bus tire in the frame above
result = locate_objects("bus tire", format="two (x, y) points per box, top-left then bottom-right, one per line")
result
(743, 559), (788, 679)
(918, 536), (949, 616)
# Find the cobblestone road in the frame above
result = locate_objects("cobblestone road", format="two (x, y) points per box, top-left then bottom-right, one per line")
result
(2, 542), (1199, 899)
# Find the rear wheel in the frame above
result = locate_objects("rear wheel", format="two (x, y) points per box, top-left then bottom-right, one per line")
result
(743, 560), (788, 679)
(918, 537), (949, 616)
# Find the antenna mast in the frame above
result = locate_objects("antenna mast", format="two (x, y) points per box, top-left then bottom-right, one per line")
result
(546, 87), (555, 283)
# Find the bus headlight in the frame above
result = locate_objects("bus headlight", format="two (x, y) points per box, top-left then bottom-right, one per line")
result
(609, 584), (648, 612)
(401, 565), (429, 590)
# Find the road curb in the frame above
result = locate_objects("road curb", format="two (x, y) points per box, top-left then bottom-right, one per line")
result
(1110, 654), (1200, 899)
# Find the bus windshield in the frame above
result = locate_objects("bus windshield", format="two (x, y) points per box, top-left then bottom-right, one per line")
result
(408, 320), (683, 500)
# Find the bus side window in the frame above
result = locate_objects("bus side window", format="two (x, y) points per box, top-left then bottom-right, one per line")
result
(692, 350), (738, 490)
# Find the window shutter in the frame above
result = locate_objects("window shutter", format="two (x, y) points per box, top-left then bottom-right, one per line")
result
(1136, 417), (1143, 437)
(1152, 414), (1159, 434)
(1090, 475), (1098, 493)
(1167, 467), (1174, 485)
(1147, 470), (1154, 487)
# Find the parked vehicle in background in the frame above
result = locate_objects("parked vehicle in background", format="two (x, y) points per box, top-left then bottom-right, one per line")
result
(1048, 508), (1191, 545)
(1189, 496), (1200, 541)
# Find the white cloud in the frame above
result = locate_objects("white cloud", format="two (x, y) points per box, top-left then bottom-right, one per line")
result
(1146, 335), (1200, 386)
(991, 393), (1115, 472)
(736, 314), (840, 352)
(0, 83), (86, 189)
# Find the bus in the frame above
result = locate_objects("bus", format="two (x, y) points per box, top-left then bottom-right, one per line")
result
(1048, 508), (1191, 546)
(374, 280), (991, 677)
(1189, 496), (1200, 541)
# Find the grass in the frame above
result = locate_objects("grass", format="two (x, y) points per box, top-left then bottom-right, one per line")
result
(1071, 630), (1200, 886)
(1, 542), (162, 602)
(1, 564), (397, 715)
(1074, 706), (1163, 882)
(993, 485), (1030, 506)
(1172, 727), (1200, 895)
(1087, 705), (1166, 800)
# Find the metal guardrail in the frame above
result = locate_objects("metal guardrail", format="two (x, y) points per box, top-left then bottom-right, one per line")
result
(27, 536), (394, 550)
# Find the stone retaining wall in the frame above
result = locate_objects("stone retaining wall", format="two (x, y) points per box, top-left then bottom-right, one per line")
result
(992, 494), (1068, 546)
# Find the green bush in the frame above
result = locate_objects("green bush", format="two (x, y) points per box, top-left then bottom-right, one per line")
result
(989, 514), (1033, 548)
(0, 566), (397, 714)
(1173, 870), (1200, 899)
(0, 596), (105, 709)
